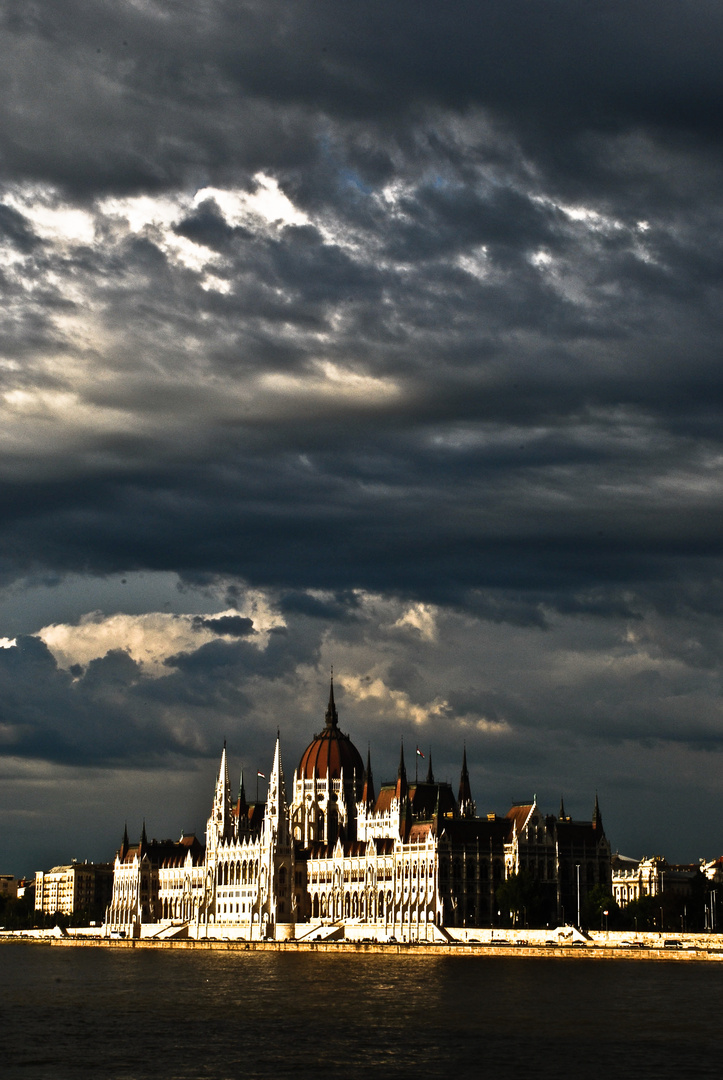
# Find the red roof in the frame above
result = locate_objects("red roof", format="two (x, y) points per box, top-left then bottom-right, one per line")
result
(297, 678), (364, 782)
(408, 823), (433, 842)
(298, 724), (364, 781)
(506, 804), (533, 836)
(373, 787), (396, 814)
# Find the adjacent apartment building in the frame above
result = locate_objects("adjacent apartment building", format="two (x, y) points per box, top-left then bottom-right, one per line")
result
(35, 861), (113, 918)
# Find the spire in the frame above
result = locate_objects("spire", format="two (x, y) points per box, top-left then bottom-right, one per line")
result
(425, 748), (434, 784)
(265, 732), (288, 839)
(238, 769), (248, 815)
(120, 822), (129, 860)
(458, 746), (475, 818)
(559, 795), (566, 821)
(325, 670), (339, 729)
(593, 791), (603, 833)
(212, 743), (234, 843)
(395, 740), (408, 802)
(400, 789), (413, 841)
(140, 819), (147, 849)
(361, 745), (376, 807)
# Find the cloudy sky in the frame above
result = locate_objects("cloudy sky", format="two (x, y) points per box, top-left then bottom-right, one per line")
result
(2, 0), (723, 876)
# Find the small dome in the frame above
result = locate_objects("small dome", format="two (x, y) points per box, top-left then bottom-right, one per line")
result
(298, 678), (364, 782)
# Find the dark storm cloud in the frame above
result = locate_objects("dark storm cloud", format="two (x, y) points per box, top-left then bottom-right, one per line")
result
(0, 204), (41, 253)
(0, 636), (173, 765)
(0, 621), (319, 768)
(2, 1), (722, 200)
(3, 0), (723, 868)
(278, 590), (360, 622)
(192, 614), (255, 637)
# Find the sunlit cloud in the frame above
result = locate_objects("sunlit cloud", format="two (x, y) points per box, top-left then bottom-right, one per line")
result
(37, 602), (284, 676)
(392, 603), (438, 641)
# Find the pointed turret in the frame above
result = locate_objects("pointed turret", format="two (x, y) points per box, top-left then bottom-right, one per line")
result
(592, 791), (603, 834)
(425, 749), (434, 785)
(559, 795), (567, 821)
(210, 742), (235, 845)
(361, 746), (376, 807)
(400, 788), (413, 841)
(237, 769), (248, 816)
(458, 746), (475, 818)
(137, 819), (147, 861)
(119, 822), (130, 861)
(325, 671), (339, 729)
(265, 732), (288, 840)
(395, 741), (408, 802)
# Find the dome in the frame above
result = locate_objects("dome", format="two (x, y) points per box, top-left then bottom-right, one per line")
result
(298, 678), (364, 782)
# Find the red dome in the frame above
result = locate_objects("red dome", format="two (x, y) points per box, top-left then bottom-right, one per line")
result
(298, 680), (364, 781)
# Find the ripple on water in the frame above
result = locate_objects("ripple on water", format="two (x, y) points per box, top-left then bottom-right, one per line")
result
(4, 946), (723, 1080)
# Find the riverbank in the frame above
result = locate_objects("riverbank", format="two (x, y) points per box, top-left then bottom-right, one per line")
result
(3, 930), (723, 961)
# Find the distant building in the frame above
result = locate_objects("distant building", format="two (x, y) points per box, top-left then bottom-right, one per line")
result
(106, 679), (609, 939)
(701, 857), (723, 885)
(0, 875), (17, 901)
(612, 854), (664, 905)
(612, 854), (702, 914)
(15, 878), (35, 902)
(35, 862), (113, 918)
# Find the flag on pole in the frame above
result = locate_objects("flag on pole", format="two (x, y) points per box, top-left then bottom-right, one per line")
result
(416, 747), (425, 759)
(257, 771), (266, 778)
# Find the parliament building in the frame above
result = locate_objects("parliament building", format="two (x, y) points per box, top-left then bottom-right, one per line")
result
(106, 679), (610, 940)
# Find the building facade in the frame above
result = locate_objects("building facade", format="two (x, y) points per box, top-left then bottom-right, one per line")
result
(106, 680), (610, 939)
(35, 861), (113, 918)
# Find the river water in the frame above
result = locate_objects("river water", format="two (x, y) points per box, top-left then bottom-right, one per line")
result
(3, 944), (722, 1079)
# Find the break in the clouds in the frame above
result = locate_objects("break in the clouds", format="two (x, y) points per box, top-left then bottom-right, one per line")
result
(1, 1), (723, 873)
